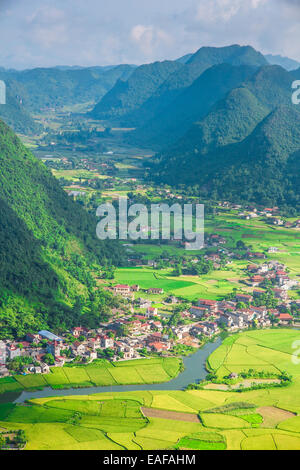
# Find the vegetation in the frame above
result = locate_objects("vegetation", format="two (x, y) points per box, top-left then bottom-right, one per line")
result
(2, 330), (300, 449)
(0, 65), (135, 114)
(150, 66), (300, 209)
(0, 120), (125, 337)
(0, 357), (181, 393)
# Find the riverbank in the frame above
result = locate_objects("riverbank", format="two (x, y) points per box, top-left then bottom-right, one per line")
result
(9, 338), (221, 403)
(0, 356), (182, 401)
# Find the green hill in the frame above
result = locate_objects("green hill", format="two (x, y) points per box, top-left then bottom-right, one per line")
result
(90, 60), (183, 121)
(152, 66), (300, 208)
(0, 65), (135, 113)
(128, 63), (259, 148)
(123, 45), (267, 130)
(0, 120), (124, 338)
(0, 85), (41, 135)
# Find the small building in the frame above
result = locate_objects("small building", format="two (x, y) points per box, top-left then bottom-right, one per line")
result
(236, 293), (253, 303)
(38, 330), (63, 342)
(146, 307), (158, 317)
(190, 306), (207, 318)
(147, 288), (164, 295)
(113, 284), (131, 295)
(197, 299), (218, 313)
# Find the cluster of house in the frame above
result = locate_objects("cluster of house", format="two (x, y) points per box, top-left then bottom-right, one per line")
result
(0, 330), (65, 377)
(246, 261), (298, 299)
(0, 258), (298, 378)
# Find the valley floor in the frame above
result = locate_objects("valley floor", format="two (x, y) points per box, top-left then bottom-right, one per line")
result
(1, 329), (300, 450)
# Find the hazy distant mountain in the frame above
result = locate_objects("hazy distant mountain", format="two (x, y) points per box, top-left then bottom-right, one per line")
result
(176, 53), (193, 64)
(0, 64), (135, 113)
(265, 54), (300, 71)
(0, 82), (41, 134)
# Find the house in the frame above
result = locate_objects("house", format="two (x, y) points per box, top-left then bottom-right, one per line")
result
(229, 373), (238, 379)
(88, 337), (101, 351)
(189, 306), (207, 318)
(71, 342), (86, 356)
(250, 306), (267, 318)
(100, 335), (114, 349)
(54, 357), (65, 367)
(148, 342), (170, 352)
(146, 307), (158, 317)
(87, 351), (97, 361)
(202, 322), (219, 336)
(0, 365), (9, 377)
(47, 341), (61, 357)
(166, 296), (178, 304)
(218, 313), (244, 330)
(72, 327), (85, 338)
(25, 364), (42, 374)
(147, 288), (164, 295)
(113, 284), (131, 295)
(151, 321), (163, 330)
(130, 284), (140, 292)
(247, 252), (266, 259)
(26, 333), (41, 344)
(238, 309), (256, 323)
(236, 293), (253, 303)
(272, 288), (288, 300)
(148, 260), (157, 268)
(191, 324), (208, 336)
(277, 313), (293, 324)
(197, 299), (218, 313)
(38, 330), (63, 342)
(250, 275), (264, 286)
(268, 247), (279, 253)
(257, 264), (269, 273)
(7, 344), (21, 360)
(137, 298), (151, 309)
(247, 264), (258, 273)
(140, 323), (151, 332)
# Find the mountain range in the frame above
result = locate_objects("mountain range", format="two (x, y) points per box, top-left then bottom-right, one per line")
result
(150, 63), (300, 208)
(87, 45), (300, 208)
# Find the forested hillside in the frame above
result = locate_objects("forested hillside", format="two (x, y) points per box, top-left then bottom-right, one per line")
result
(0, 64), (135, 113)
(0, 120), (125, 338)
(152, 81), (300, 209)
(90, 60), (183, 121)
(0, 85), (41, 135)
(128, 63), (259, 148)
(120, 45), (267, 129)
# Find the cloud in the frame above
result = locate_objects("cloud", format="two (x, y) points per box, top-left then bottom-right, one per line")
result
(196, 0), (243, 23)
(130, 25), (172, 58)
(0, 0), (299, 68)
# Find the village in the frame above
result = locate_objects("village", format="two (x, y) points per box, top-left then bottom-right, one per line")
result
(0, 252), (298, 380)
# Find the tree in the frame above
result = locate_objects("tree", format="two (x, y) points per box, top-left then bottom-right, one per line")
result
(43, 353), (55, 365)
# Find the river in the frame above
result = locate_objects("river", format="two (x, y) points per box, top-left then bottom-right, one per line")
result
(0, 338), (221, 404)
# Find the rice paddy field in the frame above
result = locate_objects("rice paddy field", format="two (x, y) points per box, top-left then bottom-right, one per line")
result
(112, 262), (258, 302)
(0, 358), (181, 395)
(2, 329), (300, 450)
(112, 211), (300, 301)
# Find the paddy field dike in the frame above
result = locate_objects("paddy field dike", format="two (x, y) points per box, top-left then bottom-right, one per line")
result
(1, 329), (300, 450)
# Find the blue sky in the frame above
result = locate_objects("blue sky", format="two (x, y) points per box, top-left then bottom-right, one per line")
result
(1, 0), (300, 69)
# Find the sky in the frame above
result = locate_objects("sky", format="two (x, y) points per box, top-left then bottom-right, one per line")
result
(0, 0), (300, 69)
